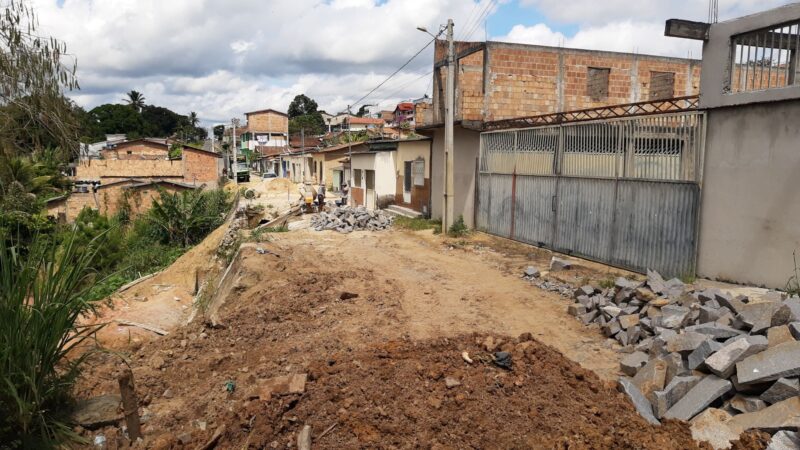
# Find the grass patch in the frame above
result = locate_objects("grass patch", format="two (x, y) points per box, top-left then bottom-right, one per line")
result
(598, 277), (615, 289)
(394, 216), (442, 234)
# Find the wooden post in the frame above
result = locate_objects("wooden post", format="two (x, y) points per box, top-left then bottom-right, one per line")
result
(117, 366), (142, 441)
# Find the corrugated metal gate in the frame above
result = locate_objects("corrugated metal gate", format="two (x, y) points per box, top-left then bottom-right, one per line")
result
(476, 111), (706, 277)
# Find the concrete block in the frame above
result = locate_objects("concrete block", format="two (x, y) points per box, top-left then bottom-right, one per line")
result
(523, 266), (540, 278)
(790, 322), (800, 340)
(618, 377), (660, 425)
(620, 351), (649, 377)
(698, 305), (725, 324)
(767, 430), (800, 450)
(661, 305), (690, 329)
(737, 302), (783, 334)
(633, 357), (668, 402)
(653, 375), (702, 418)
(601, 305), (622, 319)
(579, 310), (598, 325)
(759, 377), (800, 405)
(663, 375), (733, 422)
(684, 322), (743, 340)
(705, 335), (768, 379)
(549, 257), (571, 271)
(767, 325), (796, 348)
(688, 340), (724, 370)
(771, 298), (800, 327)
(568, 304), (587, 317)
(647, 269), (667, 294)
(665, 332), (709, 355)
(618, 314), (640, 330)
(736, 341), (800, 385)
(729, 394), (768, 414)
(727, 397), (800, 434)
(689, 408), (739, 450)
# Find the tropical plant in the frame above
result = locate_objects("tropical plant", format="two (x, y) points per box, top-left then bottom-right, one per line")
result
(0, 157), (58, 196)
(0, 0), (80, 155)
(147, 188), (230, 247)
(188, 111), (199, 127)
(0, 231), (104, 448)
(124, 90), (146, 112)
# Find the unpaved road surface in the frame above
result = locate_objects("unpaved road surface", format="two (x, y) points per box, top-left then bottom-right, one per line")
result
(75, 228), (760, 449)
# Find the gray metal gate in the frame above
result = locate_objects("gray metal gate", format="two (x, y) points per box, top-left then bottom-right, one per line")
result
(477, 111), (706, 277)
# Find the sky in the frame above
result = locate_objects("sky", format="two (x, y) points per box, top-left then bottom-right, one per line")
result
(32, 0), (796, 127)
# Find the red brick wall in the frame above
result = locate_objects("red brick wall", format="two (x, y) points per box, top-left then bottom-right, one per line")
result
(394, 176), (431, 214)
(182, 148), (220, 186)
(426, 42), (701, 125)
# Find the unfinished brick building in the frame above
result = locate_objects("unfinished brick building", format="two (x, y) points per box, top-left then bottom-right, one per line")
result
(418, 40), (701, 227)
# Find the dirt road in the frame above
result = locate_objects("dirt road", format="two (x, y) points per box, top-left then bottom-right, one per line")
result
(74, 227), (738, 449)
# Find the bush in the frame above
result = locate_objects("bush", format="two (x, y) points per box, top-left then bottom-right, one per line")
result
(0, 232), (103, 448)
(447, 215), (469, 238)
(393, 217), (442, 233)
(147, 188), (230, 247)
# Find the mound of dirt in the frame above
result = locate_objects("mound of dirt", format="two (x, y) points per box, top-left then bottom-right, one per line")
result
(262, 177), (295, 193)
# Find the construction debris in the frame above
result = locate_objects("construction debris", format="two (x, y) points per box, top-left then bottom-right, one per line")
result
(310, 206), (394, 233)
(564, 268), (800, 447)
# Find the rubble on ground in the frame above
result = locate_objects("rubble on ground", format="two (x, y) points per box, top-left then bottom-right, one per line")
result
(561, 268), (800, 448)
(310, 206), (393, 233)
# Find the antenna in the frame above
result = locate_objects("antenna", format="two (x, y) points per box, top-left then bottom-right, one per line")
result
(708, 0), (719, 23)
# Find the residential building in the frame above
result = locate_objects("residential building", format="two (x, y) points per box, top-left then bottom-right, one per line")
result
(73, 138), (223, 188)
(379, 110), (395, 126)
(345, 116), (384, 131)
(418, 40), (701, 228)
(46, 178), (198, 223)
(79, 134), (127, 160)
(321, 111), (349, 132)
(241, 109), (289, 151)
(392, 102), (415, 127)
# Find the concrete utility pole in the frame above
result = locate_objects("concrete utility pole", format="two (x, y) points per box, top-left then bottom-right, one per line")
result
(347, 105), (353, 202)
(231, 117), (240, 186)
(444, 18), (455, 231)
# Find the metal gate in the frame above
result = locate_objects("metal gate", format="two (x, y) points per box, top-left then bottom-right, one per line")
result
(477, 111), (706, 277)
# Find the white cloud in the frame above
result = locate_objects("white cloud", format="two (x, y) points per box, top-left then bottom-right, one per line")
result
(29, 0), (478, 124)
(500, 21), (701, 59)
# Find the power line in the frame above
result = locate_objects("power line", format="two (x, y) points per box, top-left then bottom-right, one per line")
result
(350, 32), (442, 110)
(371, 70), (434, 106)
(462, 0), (496, 42)
(456, 0), (481, 41)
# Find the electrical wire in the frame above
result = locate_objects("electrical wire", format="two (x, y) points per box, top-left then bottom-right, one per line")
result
(350, 30), (443, 111)
(462, 0), (496, 43)
(370, 69), (434, 107)
(456, 0), (481, 41)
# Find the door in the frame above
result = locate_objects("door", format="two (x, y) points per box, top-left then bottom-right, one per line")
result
(365, 170), (376, 210)
(333, 170), (341, 192)
(403, 161), (412, 203)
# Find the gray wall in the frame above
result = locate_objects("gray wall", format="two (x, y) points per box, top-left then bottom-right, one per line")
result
(429, 126), (481, 228)
(700, 3), (800, 109)
(698, 100), (800, 288)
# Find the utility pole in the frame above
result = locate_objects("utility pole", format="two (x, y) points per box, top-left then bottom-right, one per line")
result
(301, 128), (306, 182)
(347, 105), (353, 203)
(231, 117), (240, 186)
(444, 18), (455, 231)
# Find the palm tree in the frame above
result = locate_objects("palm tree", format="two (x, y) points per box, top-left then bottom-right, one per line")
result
(124, 90), (146, 112)
(0, 157), (54, 196)
(188, 111), (199, 127)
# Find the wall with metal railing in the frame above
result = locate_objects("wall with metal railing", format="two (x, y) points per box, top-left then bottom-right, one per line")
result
(476, 111), (706, 277)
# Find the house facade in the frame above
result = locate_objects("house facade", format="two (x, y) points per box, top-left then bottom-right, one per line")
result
(241, 109), (289, 151)
(418, 40), (701, 227)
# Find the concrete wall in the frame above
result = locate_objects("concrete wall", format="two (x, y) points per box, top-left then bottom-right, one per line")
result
(351, 151), (397, 209)
(700, 3), (800, 109)
(394, 139), (432, 214)
(698, 100), (800, 288)
(428, 126), (481, 228)
(75, 159), (184, 181)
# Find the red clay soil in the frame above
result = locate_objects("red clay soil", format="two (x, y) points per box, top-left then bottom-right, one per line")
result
(72, 235), (760, 449)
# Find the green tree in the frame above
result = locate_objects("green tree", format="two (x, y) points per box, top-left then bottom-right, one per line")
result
(188, 111), (199, 127)
(213, 124), (225, 140)
(89, 104), (145, 137)
(0, 0), (80, 155)
(124, 90), (146, 112)
(140, 105), (184, 137)
(288, 94), (319, 118)
(289, 114), (325, 136)
(356, 105), (370, 117)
